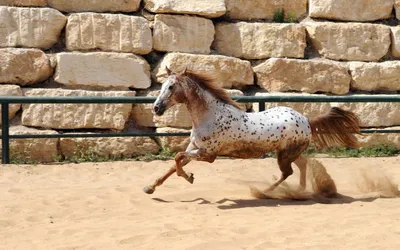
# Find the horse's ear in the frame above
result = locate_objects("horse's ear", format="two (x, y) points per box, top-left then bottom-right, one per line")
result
(165, 66), (172, 76)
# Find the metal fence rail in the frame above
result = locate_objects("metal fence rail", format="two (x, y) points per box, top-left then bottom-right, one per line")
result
(1, 95), (400, 164)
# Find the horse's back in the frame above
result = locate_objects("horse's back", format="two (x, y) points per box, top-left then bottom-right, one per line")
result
(252, 106), (311, 142)
(215, 106), (312, 158)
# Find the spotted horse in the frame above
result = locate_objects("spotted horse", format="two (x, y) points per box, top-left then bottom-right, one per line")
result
(143, 68), (361, 195)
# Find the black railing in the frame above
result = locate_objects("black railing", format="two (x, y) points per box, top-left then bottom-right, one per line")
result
(1, 95), (399, 164)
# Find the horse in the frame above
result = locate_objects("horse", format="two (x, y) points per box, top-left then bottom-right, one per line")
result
(143, 67), (360, 195)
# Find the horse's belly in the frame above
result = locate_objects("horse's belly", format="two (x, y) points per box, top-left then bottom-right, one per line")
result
(217, 140), (279, 159)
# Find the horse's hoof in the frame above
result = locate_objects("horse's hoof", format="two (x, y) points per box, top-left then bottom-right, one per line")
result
(143, 185), (155, 194)
(187, 173), (194, 184)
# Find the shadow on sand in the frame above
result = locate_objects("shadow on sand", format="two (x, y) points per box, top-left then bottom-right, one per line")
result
(153, 193), (381, 210)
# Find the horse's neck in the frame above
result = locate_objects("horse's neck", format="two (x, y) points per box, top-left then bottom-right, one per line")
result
(185, 89), (223, 128)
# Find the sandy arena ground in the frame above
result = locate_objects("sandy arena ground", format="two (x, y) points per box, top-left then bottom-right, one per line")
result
(0, 156), (400, 250)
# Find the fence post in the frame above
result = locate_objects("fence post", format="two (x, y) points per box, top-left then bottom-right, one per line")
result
(258, 101), (265, 112)
(1, 103), (10, 164)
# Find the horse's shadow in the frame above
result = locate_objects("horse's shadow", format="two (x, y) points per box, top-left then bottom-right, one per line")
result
(152, 194), (379, 210)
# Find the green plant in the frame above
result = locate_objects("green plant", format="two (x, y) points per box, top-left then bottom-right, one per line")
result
(10, 152), (38, 165)
(52, 153), (63, 163)
(64, 143), (112, 163)
(287, 11), (297, 23)
(303, 145), (400, 158)
(135, 147), (176, 161)
(273, 8), (285, 23)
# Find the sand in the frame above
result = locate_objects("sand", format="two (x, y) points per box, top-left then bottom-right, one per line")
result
(0, 156), (399, 250)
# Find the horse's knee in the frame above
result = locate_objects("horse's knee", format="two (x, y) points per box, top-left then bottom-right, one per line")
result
(175, 152), (186, 163)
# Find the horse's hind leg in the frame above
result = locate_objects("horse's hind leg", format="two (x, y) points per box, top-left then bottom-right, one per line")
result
(264, 151), (294, 192)
(294, 155), (307, 191)
(265, 142), (308, 192)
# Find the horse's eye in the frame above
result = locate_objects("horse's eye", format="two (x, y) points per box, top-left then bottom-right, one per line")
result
(168, 85), (173, 90)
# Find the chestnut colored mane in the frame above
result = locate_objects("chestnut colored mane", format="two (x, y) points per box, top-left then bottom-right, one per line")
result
(178, 71), (241, 109)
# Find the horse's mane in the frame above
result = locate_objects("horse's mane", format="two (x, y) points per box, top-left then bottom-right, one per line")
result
(178, 71), (241, 109)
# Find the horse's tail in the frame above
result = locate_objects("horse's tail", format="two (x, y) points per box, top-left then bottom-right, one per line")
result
(309, 107), (361, 149)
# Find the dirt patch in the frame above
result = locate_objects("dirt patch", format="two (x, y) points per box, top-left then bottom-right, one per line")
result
(250, 157), (338, 202)
(356, 167), (400, 198)
(0, 157), (399, 249)
(249, 157), (400, 203)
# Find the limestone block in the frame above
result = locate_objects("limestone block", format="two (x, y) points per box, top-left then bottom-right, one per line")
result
(310, 0), (393, 21)
(21, 88), (136, 130)
(0, 48), (53, 85)
(156, 127), (190, 152)
(132, 89), (247, 128)
(66, 13), (152, 54)
(335, 97), (400, 127)
(47, 0), (141, 12)
(253, 93), (333, 119)
(131, 104), (155, 127)
(349, 61), (400, 92)
(153, 14), (214, 54)
(254, 58), (350, 95)
(305, 22), (391, 61)
(356, 127), (400, 149)
(0, 0), (47, 6)
(213, 22), (306, 59)
(225, 0), (307, 21)
(153, 53), (254, 89)
(391, 27), (400, 58)
(0, 6), (66, 49)
(131, 91), (159, 128)
(0, 125), (59, 163)
(0, 85), (22, 125)
(396, 0), (400, 20)
(60, 136), (159, 159)
(144, 0), (226, 18)
(54, 52), (151, 89)
(154, 103), (192, 128)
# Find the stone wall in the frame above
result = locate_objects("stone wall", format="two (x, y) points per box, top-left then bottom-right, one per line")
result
(0, 0), (399, 162)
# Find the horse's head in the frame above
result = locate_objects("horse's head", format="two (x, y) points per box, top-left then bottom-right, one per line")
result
(153, 67), (187, 116)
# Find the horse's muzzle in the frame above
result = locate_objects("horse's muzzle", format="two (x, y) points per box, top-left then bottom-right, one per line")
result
(153, 103), (165, 116)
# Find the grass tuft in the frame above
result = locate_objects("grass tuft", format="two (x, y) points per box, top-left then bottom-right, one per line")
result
(273, 8), (285, 23)
(134, 147), (176, 162)
(303, 145), (400, 158)
(287, 11), (297, 23)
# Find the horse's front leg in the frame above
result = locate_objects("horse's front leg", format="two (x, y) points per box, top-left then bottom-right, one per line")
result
(143, 157), (192, 195)
(143, 139), (215, 194)
(143, 142), (196, 194)
(174, 148), (216, 184)
(143, 165), (178, 194)
(143, 147), (216, 194)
